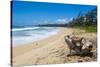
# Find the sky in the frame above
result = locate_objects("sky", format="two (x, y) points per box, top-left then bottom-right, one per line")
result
(11, 1), (96, 26)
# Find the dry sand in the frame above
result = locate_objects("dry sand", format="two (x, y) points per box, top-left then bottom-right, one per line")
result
(12, 28), (97, 66)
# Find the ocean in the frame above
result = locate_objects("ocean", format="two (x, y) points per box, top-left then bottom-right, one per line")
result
(12, 26), (59, 47)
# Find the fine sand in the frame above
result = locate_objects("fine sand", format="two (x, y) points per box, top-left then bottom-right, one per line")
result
(12, 28), (97, 66)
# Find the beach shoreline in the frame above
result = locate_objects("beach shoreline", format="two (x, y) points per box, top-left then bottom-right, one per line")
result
(12, 27), (71, 56)
(12, 27), (59, 47)
(12, 27), (97, 65)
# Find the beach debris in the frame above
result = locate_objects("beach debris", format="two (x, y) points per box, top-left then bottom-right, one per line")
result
(64, 35), (93, 57)
(78, 59), (83, 62)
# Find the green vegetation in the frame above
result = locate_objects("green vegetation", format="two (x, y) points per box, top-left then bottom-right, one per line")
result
(80, 26), (97, 32)
(68, 7), (97, 33)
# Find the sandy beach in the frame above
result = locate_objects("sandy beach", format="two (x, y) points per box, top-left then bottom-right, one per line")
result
(12, 28), (97, 66)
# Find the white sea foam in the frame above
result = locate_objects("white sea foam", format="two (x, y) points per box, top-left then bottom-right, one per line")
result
(12, 27), (40, 31)
(12, 27), (59, 47)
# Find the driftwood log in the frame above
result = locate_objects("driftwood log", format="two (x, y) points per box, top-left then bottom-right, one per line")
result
(64, 35), (93, 56)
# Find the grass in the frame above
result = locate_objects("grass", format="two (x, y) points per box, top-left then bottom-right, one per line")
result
(81, 26), (97, 33)
(71, 25), (97, 33)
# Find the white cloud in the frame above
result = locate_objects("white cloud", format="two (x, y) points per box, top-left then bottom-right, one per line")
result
(56, 19), (66, 22)
(56, 18), (68, 24)
(69, 17), (73, 21)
